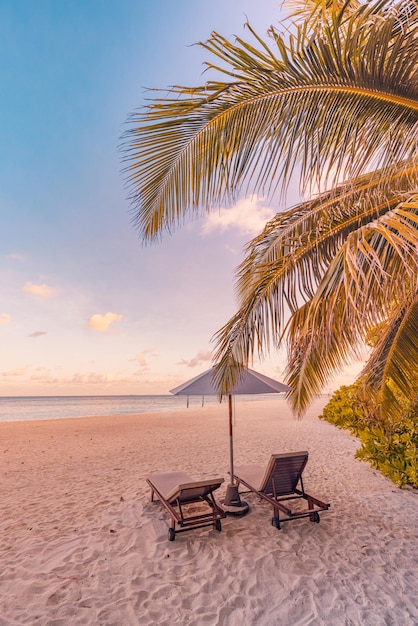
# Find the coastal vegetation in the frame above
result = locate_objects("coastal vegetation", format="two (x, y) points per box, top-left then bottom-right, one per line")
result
(123, 1), (418, 430)
(320, 383), (418, 488)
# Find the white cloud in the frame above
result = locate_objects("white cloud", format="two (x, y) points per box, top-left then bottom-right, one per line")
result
(0, 313), (10, 325)
(201, 195), (275, 236)
(87, 312), (123, 332)
(23, 282), (57, 298)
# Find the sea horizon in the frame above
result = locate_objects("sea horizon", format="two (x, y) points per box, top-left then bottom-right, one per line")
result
(0, 393), (286, 423)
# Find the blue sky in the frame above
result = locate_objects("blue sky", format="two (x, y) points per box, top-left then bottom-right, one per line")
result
(0, 1), (364, 396)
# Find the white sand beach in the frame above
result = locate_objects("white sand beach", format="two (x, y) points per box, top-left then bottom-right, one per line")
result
(1, 397), (417, 625)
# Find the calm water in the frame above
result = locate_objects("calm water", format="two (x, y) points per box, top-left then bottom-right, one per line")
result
(0, 394), (283, 423)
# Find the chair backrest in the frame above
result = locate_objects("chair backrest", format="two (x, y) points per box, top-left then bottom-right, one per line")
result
(258, 452), (308, 495)
(167, 478), (225, 504)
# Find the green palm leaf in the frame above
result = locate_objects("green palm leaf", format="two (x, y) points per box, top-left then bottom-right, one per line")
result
(123, 0), (418, 240)
(214, 188), (418, 412)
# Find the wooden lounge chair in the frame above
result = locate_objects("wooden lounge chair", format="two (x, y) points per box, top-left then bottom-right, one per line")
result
(146, 471), (226, 541)
(233, 451), (330, 530)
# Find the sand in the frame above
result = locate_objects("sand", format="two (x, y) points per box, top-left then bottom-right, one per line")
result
(1, 396), (417, 625)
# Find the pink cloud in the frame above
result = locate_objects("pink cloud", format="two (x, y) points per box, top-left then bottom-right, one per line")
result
(132, 348), (157, 367)
(178, 350), (212, 368)
(23, 282), (57, 297)
(87, 312), (123, 332)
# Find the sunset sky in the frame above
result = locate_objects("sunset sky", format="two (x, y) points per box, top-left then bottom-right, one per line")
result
(0, 0), (365, 396)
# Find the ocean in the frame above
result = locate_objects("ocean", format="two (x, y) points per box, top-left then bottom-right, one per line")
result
(0, 394), (283, 423)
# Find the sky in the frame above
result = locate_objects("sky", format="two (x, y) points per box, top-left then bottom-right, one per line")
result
(0, 0), (365, 397)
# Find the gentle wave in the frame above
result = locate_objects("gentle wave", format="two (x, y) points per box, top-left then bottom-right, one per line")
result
(0, 394), (285, 422)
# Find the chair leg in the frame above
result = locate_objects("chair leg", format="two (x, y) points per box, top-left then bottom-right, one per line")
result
(271, 506), (281, 530)
(308, 497), (316, 521)
(168, 518), (176, 541)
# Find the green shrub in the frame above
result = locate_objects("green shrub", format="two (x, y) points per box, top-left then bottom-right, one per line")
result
(320, 385), (418, 488)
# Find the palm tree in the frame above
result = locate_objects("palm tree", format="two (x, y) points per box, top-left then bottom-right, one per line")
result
(122, 0), (418, 420)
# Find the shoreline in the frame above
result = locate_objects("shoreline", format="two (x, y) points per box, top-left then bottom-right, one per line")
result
(1, 398), (417, 624)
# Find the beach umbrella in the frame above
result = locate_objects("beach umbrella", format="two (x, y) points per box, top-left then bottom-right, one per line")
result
(170, 366), (291, 514)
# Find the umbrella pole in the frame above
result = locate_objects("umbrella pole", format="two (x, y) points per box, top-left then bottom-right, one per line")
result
(228, 394), (234, 485)
(221, 394), (249, 515)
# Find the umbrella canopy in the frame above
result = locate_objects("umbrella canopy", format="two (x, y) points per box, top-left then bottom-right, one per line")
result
(170, 366), (290, 397)
(170, 365), (291, 512)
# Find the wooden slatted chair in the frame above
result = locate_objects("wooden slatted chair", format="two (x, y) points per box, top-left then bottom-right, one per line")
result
(233, 452), (330, 530)
(147, 471), (226, 541)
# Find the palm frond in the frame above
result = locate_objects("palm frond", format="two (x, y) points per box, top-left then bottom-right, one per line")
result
(361, 296), (418, 421)
(283, 286), (366, 415)
(214, 168), (417, 344)
(285, 198), (418, 414)
(213, 190), (418, 413)
(122, 0), (418, 240)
